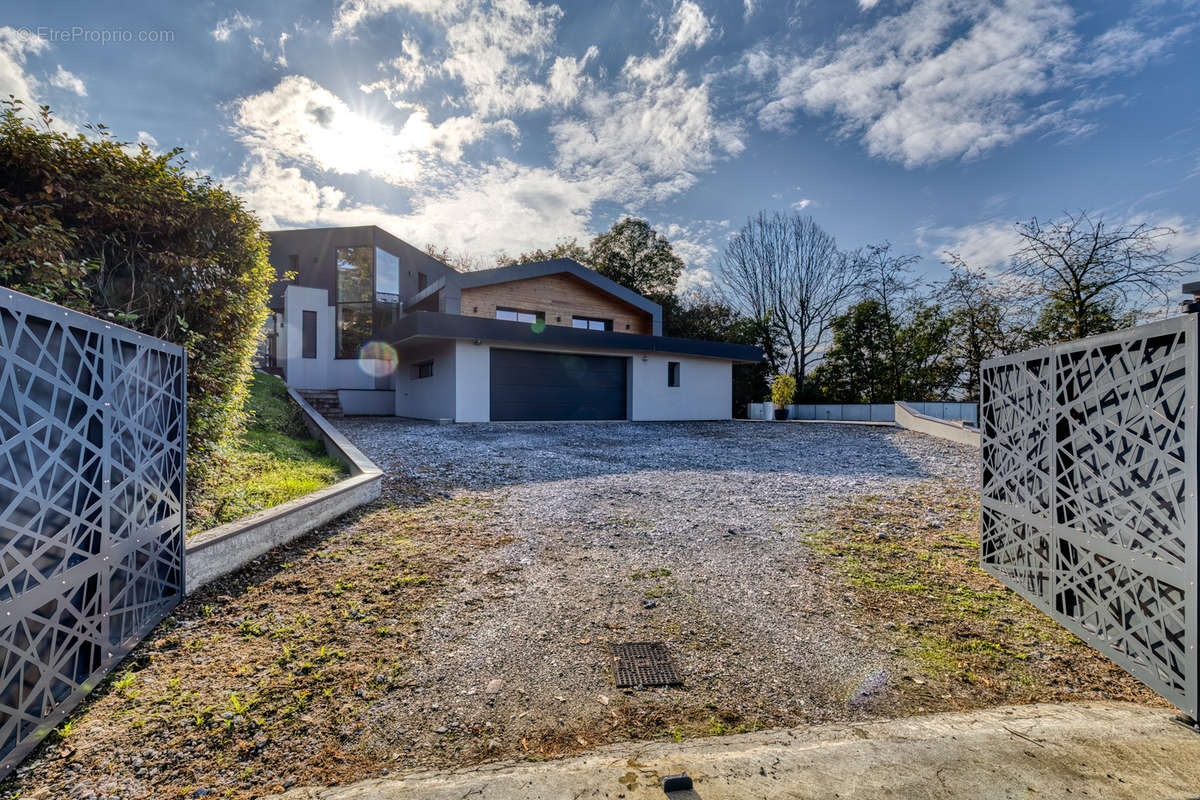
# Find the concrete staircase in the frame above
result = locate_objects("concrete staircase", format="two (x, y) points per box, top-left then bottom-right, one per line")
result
(297, 389), (343, 419)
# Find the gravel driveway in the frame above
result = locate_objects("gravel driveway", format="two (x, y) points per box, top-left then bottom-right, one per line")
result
(335, 419), (978, 756)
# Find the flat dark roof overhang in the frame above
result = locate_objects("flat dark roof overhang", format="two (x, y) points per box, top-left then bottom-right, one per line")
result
(371, 311), (763, 362)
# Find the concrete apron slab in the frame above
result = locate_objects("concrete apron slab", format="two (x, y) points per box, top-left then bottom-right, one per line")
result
(269, 702), (1200, 800)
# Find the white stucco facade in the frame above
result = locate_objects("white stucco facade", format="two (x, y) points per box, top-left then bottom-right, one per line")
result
(394, 340), (457, 421)
(629, 353), (731, 421)
(280, 285), (392, 393)
(392, 340), (732, 422)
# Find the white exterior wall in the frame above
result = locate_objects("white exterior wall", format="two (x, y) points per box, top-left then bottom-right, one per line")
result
(338, 390), (395, 415)
(629, 353), (731, 421)
(281, 285), (391, 392)
(454, 340), (490, 422)
(394, 340), (456, 420)
(441, 342), (733, 422)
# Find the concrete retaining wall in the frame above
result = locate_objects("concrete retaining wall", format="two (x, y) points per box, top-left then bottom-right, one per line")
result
(184, 389), (383, 594)
(894, 401), (981, 447)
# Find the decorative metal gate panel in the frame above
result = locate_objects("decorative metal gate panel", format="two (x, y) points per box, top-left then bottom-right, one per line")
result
(0, 288), (186, 777)
(981, 315), (1197, 717)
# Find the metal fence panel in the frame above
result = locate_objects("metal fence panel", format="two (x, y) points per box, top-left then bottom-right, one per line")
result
(0, 288), (186, 777)
(980, 315), (1197, 717)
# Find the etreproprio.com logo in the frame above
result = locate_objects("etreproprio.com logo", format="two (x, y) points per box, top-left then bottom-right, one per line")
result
(14, 26), (175, 44)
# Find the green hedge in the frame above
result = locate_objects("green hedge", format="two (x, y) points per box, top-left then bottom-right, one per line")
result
(0, 100), (274, 489)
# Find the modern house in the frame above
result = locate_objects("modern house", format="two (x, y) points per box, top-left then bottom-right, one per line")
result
(261, 225), (761, 422)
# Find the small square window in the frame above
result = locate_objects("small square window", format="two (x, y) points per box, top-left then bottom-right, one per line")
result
(667, 361), (680, 387)
(288, 254), (300, 272)
(414, 361), (434, 379)
(417, 272), (429, 291)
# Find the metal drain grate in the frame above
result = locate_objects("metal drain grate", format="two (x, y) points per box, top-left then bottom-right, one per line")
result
(609, 641), (682, 688)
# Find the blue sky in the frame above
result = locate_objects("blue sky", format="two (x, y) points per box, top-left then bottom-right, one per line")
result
(3, 0), (1199, 290)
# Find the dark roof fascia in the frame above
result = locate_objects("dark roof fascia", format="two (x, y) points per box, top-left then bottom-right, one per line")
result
(450, 259), (663, 334)
(372, 311), (763, 363)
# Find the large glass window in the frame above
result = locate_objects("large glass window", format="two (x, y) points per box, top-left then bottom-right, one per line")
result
(335, 246), (403, 358)
(375, 248), (400, 305)
(337, 304), (373, 358)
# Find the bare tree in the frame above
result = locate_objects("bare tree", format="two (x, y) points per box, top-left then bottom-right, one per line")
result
(1008, 210), (1199, 340)
(423, 243), (493, 272)
(722, 212), (862, 398)
(938, 254), (1030, 400)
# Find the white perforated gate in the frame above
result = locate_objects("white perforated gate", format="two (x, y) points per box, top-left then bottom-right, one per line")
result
(980, 315), (1196, 718)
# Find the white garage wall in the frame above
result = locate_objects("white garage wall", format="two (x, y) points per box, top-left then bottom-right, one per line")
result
(449, 342), (733, 422)
(630, 354), (731, 421)
(394, 340), (456, 420)
(454, 340), (490, 422)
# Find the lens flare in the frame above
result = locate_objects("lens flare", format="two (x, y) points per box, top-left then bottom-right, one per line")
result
(358, 341), (398, 378)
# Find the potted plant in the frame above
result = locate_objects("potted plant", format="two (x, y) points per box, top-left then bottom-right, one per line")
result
(770, 374), (796, 420)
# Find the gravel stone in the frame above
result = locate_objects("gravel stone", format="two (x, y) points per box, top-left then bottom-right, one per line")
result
(335, 418), (978, 743)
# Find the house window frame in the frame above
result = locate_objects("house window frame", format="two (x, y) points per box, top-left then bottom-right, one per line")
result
(335, 245), (401, 358)
(572, 316), (613, 332)
(667, 361), (681, 387)
(496, 307), (545, 324)
(301, 310), (318, 359)
(413, 360), (434, 379)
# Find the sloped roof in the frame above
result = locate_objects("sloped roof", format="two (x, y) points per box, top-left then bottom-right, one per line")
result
(454, 259), (662, 318)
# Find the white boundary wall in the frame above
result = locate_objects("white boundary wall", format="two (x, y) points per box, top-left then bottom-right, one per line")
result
(748, 401), (978, 424)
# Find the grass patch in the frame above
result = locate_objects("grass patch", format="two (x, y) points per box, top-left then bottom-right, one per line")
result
(188, 372), (345, 532)
(802, 484), (1164, 714)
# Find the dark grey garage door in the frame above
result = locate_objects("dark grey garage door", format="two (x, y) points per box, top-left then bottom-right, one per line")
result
(490, 349), (627, 421)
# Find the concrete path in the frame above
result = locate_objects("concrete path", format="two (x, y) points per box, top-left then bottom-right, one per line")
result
(270, 702), (1200, 800)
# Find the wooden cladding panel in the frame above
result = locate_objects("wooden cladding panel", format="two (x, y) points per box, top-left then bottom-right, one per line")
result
(460, 274), (652, 334)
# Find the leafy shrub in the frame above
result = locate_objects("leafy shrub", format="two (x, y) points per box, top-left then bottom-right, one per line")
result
(0, 100), (273, 488)
(770, 373), (797, 408)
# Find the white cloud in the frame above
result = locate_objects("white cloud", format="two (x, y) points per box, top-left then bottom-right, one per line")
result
(743, 0), (756, 20)
(212, 12), (259, 42)
(383, 36), (431, 92)
(792, 198), (811, 210)
(924, 211), (1200, 275)
(552, 75), (743, 204)
(232, 75), (510, 186)
(759, 0), (1188, 167)
(547, 46), (598, 105)
(917, 219), (1023, 271)
(49, 65), (86, 96)
(858, 0), (881, 9)
(333, 0), (463, 36)
(441, 0), (564, 117)
(0, 26), (48, 107)
(230, 0), (743, 260)
(137, 130), (158, 148)
(623, 0), (714, 84)
(277, 32), (290, 68)
(227, 154), (598, 257)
